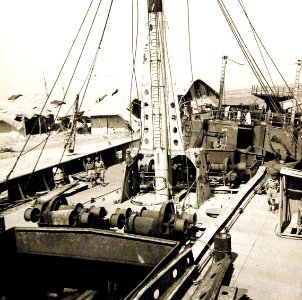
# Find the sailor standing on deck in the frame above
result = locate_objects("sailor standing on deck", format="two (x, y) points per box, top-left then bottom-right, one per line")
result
(95, 156), (106, 186)
(86, 157), (96, 187)
(265, 173), (279, 212)
(53, 167), (65, 188)
(125, 149), (134, 166)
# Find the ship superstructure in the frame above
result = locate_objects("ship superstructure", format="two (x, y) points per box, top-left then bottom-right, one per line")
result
(0, 1), (302, 299)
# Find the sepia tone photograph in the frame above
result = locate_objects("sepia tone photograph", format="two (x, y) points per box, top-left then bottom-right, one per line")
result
(0, 0), (302, 299)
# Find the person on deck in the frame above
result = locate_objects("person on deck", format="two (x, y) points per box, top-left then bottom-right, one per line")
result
(95, 156), (106, 186)
(125, 149), (134, 167)
(53, 167), (65, 188)
(213, 136), (222, 150)
(86, 157), (96, 187)
(265, 173), (279, 212)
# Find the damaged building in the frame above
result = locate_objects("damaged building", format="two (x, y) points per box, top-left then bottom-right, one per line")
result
(83, 92), (140, 136)
(0, 94), (57, 136)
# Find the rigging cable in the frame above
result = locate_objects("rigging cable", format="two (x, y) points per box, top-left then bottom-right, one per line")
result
(161, 9), (185, 151)
(217, 0), (300, 144)
(21, 130), (56, 155)
(217, 0), (274, 96)
(219, 0), (285, 116)
(184, 0), (194, 149)
(237, 0), (299, 122)
(61, 0), (115, 151)
(236, 0), (302, 156)
(41, 0), (114, 188)
(186, 0), (194, 83)
(78, 0), (114, 111)
(130, 0), (140, 99)
(242, 1), (278, 95)
(22, 0), (105, 192)
(238, 0), (294, 99)
(46, 0), (115, 188)
(217, 2), (276, 117)
(3, 0), (96, 186)
(128, 0), (140, 145)
(227, 57), (244, 65)
(158, 7), (172, 153)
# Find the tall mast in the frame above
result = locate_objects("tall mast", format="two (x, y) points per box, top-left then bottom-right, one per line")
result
(140, 0), (185, 202)
(147, 0), (169, 202)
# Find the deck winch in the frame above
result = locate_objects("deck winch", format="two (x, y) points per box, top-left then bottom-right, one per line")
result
(124, 202), (194, 237)
(24, 199), (103, 228)
(24, 196), (196, 239)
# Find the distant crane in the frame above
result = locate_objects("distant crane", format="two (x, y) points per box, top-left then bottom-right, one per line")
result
(218, 56), (245, 110)
(291, 59), (302, 123)
(218, 55), (228, 110)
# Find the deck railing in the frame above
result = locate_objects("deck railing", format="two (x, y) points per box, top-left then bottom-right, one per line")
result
(251, 85), (294, 98)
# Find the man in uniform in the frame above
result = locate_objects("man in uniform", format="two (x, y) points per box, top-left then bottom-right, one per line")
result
(265, 173), (279, 212)
(95, 156), (106, 186)
(53, 167), (65, 188)
(125, 149), (133, 166)
(86, 157), (96, 187)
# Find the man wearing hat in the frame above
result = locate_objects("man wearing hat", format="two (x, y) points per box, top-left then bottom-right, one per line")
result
(95, 156), (106, 186)
(265, 173), (279, 212)
(86, 157), (96, 187)
(53, 167), (65, 188)
(125, 149), (133, 166)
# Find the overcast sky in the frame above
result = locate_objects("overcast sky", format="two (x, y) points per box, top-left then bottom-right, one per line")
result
(1, 0), (302, 107)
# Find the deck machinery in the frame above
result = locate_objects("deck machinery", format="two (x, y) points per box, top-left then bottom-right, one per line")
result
(118, 0), (213, 208)
(0, 1), (264, 299)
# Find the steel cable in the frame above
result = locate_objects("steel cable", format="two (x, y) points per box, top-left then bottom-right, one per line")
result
(3, 0), (96, 187)
(217, 0), (302, 158)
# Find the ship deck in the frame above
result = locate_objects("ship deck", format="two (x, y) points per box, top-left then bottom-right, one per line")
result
(229, 193), (302, 300)
(2, 163), (302, 299)
(0, 135), (139, 183)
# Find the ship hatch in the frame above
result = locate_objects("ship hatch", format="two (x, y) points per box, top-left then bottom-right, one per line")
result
(0, 227), (180, 299)
(237, 126), (254, 149)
